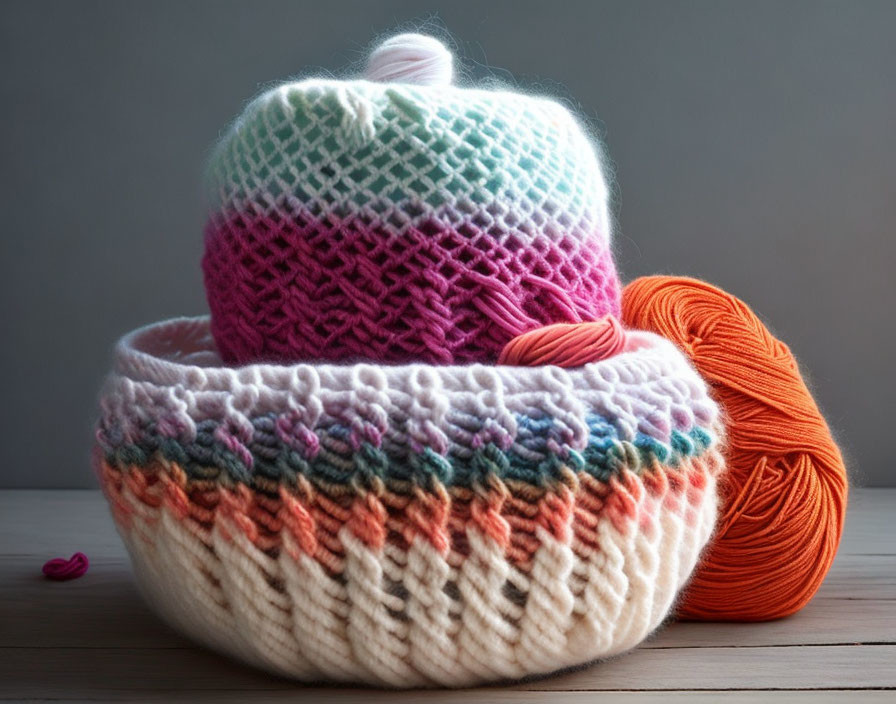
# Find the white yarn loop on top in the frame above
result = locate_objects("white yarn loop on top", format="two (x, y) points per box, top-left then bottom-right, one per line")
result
(365, 33), (454, 86)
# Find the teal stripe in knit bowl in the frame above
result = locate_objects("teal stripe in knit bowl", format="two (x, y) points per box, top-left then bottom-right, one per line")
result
(99, 410), (715, 490)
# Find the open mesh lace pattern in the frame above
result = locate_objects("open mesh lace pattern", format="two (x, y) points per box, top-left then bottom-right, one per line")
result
(203, 80), (620, 364)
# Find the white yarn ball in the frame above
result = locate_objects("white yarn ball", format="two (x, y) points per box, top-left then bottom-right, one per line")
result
(364, 33), (454, 86)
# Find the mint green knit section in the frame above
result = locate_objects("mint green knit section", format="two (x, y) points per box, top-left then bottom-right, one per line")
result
(206, 79), (607, 233)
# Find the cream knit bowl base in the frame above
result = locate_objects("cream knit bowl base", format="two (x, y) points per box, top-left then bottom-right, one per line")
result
(96, 317), (723, 687)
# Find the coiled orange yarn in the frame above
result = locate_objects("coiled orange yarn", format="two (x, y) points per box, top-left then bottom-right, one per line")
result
(498, 317), (626, 366)
(499, 276), (848, 621)
(620, 276), (848, 621)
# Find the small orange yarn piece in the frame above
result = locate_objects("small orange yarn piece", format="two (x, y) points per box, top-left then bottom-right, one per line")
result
(621, 276), (848, 621)
(498, 317), (626, 366)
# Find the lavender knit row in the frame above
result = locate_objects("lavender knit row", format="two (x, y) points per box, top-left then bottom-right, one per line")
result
(98, 318), (721, 485)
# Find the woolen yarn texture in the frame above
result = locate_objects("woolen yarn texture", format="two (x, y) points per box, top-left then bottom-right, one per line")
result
(97, 316), (724, 685)
(94, 34), (736, 687)
(202, 37), (620, 365)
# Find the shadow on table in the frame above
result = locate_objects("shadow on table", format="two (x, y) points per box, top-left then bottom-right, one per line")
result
(1, 559), (493, 701)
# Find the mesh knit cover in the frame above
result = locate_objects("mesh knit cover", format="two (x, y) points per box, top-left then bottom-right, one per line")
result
(203, 64), (620, 364)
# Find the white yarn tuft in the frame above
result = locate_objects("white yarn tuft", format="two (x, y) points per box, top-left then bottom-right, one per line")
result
(364, 33), (454, 86)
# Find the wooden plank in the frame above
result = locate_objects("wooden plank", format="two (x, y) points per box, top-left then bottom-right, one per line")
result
(815, 554), (896, 599)
(0, 645), (893, 697)
(643, 597), (895, 649)
(518, 644), (896, 691)
(0, 488), (894, 700)
(0, 693), (893, 704)
(1, 491), (894, 650)
(2, 551), (893, 650)
(1, 530), (893, 646)
(0, 557), (189, 649)
(0, 690), (892, 703)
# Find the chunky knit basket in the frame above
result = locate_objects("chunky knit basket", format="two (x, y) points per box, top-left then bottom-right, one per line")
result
(96, 316), (723, 686)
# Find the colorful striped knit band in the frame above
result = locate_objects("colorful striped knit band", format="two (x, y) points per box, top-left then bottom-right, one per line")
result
(96, 316), (724, 686)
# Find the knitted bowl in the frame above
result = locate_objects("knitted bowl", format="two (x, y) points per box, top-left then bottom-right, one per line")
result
(96, 316), (724, 686)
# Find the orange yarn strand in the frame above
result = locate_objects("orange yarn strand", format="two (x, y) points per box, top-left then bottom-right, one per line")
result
(498, 317), (626, 366)
(621, 276), (848, 621)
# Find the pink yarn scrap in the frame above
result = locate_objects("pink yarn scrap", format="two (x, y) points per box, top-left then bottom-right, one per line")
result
(42, 552), (89, 580)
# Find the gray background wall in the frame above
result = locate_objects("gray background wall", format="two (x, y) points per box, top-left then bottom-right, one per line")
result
(2, 0), (894, 488)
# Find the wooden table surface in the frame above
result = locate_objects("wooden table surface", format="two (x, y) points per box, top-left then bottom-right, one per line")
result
(1, 488), (893, 703)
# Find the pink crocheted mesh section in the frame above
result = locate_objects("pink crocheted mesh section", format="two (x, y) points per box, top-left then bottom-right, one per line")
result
(203, 210), (621, 365)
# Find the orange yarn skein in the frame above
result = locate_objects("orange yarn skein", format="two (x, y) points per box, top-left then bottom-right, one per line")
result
(621, 276), (848, 621)
(499, 277), (848, 622)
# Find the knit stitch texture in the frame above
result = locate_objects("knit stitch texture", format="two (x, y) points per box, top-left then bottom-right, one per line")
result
(96, 317), (723, 686)
(203, 77), (620, 364)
